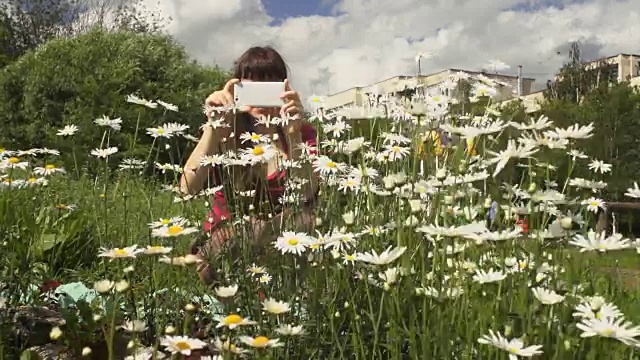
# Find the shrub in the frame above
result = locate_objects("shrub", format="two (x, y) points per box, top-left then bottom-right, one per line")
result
(0, 28), (227, 173)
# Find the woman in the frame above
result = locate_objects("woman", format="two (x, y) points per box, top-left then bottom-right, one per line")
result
(180, 46), (319, 284)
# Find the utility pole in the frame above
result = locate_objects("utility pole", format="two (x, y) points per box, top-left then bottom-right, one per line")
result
(517, 65), (523, 97)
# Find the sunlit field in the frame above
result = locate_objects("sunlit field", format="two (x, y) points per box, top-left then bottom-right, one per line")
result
(2, 73), (640, 360)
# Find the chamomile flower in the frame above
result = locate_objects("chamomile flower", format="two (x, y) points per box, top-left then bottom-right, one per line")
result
(276, 324), (305, 336)
(240, 143), (277, 164)
(355, 246), (407, 265)
(143, 245), (172, 255)
(216, 314), (257, 330)
(274, 231), (312, 255)
(56, 124), (79, 136)
(33, 164), (65, 176)
(262, 298), (291, 315)
(90, 147), (118, 158)
(531, 287), (565, 305)
(215, 284), (239, 298)
(478, 330), (543, 359)
(160, 335), (206, 356)
(98, 245), (143, 259)
(238, 336), (282, 348)
(151, 224), (198, 237)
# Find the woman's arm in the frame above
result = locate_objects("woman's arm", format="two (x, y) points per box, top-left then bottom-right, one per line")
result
(179, 114), (232, 195)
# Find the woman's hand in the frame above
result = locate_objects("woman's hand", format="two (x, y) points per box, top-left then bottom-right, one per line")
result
(280, 79), (304, 134)
(205, 78), (240, 107)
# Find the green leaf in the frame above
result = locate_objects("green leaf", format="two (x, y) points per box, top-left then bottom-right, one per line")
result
(38, 233), (65, 252)
(20, 349), (41, 360)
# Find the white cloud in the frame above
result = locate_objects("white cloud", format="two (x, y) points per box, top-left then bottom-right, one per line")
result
(137, 0), (640, 99)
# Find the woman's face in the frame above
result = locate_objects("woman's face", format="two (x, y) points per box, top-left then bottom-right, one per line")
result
(240, 78), (281, 119)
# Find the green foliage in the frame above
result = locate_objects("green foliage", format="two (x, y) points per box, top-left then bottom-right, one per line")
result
(544, 42), (620, 103)
(0, 0), (169, 69)
(0, 28), (228, 171)
(542, 82), (640, 201)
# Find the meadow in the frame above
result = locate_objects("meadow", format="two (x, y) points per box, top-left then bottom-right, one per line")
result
(1, 73), (640, 360)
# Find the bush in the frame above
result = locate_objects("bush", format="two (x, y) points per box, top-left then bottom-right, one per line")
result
(0, 28), (227, 172)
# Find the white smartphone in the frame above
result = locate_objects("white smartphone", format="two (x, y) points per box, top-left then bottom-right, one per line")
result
(234, 81), (286, 108)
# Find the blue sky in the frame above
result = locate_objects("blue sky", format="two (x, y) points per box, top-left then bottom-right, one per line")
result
(263, 0), (334, 21)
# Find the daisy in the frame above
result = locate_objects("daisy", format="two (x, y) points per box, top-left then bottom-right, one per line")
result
(214, 285), (239, 298)
(143, 245), (172, 255)
(531, 287), (565, 305)
(262, 298), (291, 315)
(94, 116), (122, 131)
(33, 164), (65, 176)
(151, 224), (198, 238)
(158, 255), (202, 266)
(355, 246), (406, 265)
(126, 94), (158, 108)
(478, 330), (543, 359)
(625, 182), (640, 198)
(239, 132), (268, 144)
(90, 147), (118, 158)
(156, 99), (178, 112)
(247, 263), (266, 275)
(588, 159), (612, 174)
(160, 335), (207, 356)
(569, 230), (631, 252)
(274, 231), (312, 255)
(577, 316), (640, 346)
(56, 124), (79, 136)
(98, 245), (143, 259)
(472, 269), (507, 284)
(314, 156), (346, 175)
(239, 143), (277, 164)
(275, 324), (305, 336)
(216, 314), (257, 330)
(581, 197), (606, 213)
(238, 336), (282, 348)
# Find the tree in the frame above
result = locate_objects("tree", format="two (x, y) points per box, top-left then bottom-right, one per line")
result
(544, 42), (618, 103)
(0, 28), (227, 172)
(0, 0), (169, 69)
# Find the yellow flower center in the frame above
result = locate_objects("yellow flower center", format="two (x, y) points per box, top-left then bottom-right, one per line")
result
(601, 328), (615, 337)
(392, 146), (401, 153)
(157, 128), (165, 134)
(346, 254), (355, 261)
(2, 178), (11, 184)
(150, 246), (163, 251)
(8, 157), (19, 164)
(161, 218), (170, 225)
(252, 146), (264, 156)
(224, 314), (243, 325)
(27, 177), (37, 183)
(45, 164), (55, 170)
(327, 161), (336, 168)
(288, 238), (299, 246)
(589, 201), (598, 207)
(508, 347), (518, 354)
(167, 225), (183, 236)
(175, 341), (191, 351)
(250, 134), (260, 141)
(253, 336), (270, 347)
(114, 248), (128, 256)
(433, 97), (441, 102)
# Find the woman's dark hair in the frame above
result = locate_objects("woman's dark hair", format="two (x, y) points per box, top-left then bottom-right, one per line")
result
(233, 46), (288, 82)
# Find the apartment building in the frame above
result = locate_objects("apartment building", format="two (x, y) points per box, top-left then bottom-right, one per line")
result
(323, 69), (536, 111)
(575, 53), (640, 83)
(511, 53), (640, 113)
